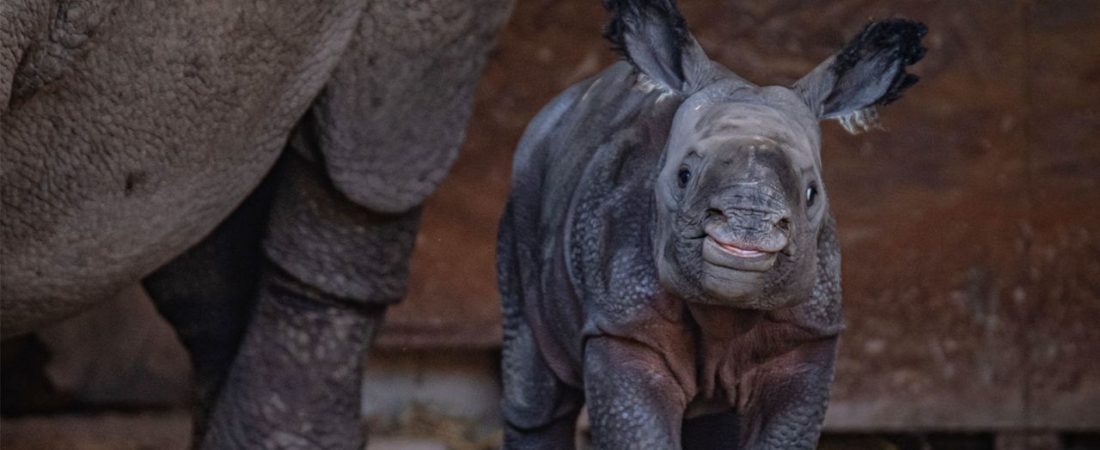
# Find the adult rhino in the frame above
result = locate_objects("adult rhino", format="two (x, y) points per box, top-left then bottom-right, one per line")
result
(1, 0), (512, 447)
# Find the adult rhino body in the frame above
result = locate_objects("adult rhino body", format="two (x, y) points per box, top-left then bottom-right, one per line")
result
(2, 0), (512, 447)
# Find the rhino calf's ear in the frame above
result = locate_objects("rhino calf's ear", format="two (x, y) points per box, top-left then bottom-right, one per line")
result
(794, 19), (927, 133)
(603, 0), (706, 93)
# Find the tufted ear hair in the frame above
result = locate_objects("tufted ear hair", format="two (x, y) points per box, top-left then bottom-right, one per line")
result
(793, 19), (927, 133)
(603, 0), (708, 93)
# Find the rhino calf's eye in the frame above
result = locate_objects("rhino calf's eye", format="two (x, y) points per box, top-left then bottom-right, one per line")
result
(806, 184), (818, 207)
(677, 168), (692, 188)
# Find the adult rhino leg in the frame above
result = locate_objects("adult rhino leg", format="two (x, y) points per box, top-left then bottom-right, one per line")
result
(200, 152), (418, 449)
(142, 165), (278, 442)
(195, 2), (514, 447)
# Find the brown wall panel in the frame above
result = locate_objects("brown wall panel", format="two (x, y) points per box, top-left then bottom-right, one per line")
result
(1022, 0), (1100, 430)
(822, 1), (1033, 430)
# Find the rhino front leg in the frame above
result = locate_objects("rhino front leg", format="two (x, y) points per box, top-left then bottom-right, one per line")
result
(737, 339), (837, 450)
(200, 271), (385, 449)
(200, 152), (420, 449)
(584, 337), (688, 450)
(196, 1), (512, 446)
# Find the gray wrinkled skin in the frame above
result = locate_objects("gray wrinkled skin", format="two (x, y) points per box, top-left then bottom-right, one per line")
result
(499, 2), (924, 449)
(2, 0), (512, 447)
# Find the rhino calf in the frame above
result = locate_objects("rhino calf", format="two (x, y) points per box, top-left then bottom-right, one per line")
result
(497, 1), (926, 449)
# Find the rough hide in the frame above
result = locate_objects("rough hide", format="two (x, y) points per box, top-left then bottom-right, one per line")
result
(2, 0), (512, 448)
(498, 1), (926, 449)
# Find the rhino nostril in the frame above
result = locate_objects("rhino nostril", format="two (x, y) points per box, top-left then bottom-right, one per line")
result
(776, 217), (791, 233)
(706, 208), (725, 220)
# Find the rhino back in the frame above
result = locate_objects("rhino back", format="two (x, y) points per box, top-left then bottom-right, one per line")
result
(505, 62), (683, 384)
(0, 0), (365, 336)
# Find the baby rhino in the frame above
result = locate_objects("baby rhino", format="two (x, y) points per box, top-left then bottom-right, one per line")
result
(497, 1), (926, 449)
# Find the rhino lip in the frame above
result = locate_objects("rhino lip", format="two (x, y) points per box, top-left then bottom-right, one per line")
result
(702, 236), (780, 272)
(712, 239), (770, 258)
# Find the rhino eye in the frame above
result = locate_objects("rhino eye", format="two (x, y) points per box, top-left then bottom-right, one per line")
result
(806, 184), (818, 207)
(677, 168), (692, 188)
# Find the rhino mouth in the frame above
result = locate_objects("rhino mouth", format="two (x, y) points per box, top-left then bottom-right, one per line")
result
(714, 239), (769, 257)
(702, 235), (781, 272)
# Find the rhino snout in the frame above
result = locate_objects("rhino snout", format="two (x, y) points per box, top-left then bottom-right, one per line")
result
(702, 206), (791, 270)
(703, 181), (792, 246)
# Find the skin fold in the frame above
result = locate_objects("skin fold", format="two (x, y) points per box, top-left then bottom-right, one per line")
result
(497, 1), (926, 449)
(2, 0), (512, 448)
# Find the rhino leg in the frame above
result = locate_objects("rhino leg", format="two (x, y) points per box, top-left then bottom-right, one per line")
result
(198, 271), (386, 449)
(499, 205), (583, 449)
(189, 1), (511, 445)
(584, 337), (687, 450)
(500, 300), (582, 448)
(500, 319), (582, 450)
(735, 339), (836, 450)
(143, 166), (279, 442)
(196, 152), (420, 449)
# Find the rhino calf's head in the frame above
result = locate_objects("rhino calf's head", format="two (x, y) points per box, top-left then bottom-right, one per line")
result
(603, 1), (926, 309)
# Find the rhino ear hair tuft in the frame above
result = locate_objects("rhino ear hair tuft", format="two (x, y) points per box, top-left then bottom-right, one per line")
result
(826, 19), (927, 111)
(834, 107), (881, 134)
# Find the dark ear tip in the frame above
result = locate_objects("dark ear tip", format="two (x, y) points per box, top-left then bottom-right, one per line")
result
(871, 18), (928, 65)
(895, 19), (929, 65)
(830, 17), (929, 107)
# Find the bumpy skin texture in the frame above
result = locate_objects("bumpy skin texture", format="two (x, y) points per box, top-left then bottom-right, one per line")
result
(2, 0), (364, 334)
(3, 0), (512, 447)
(499, 2), (924, 449)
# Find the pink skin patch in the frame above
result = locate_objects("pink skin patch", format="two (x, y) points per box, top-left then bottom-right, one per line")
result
(715, 241), (767, 257)
(707, 236), (774, 258)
